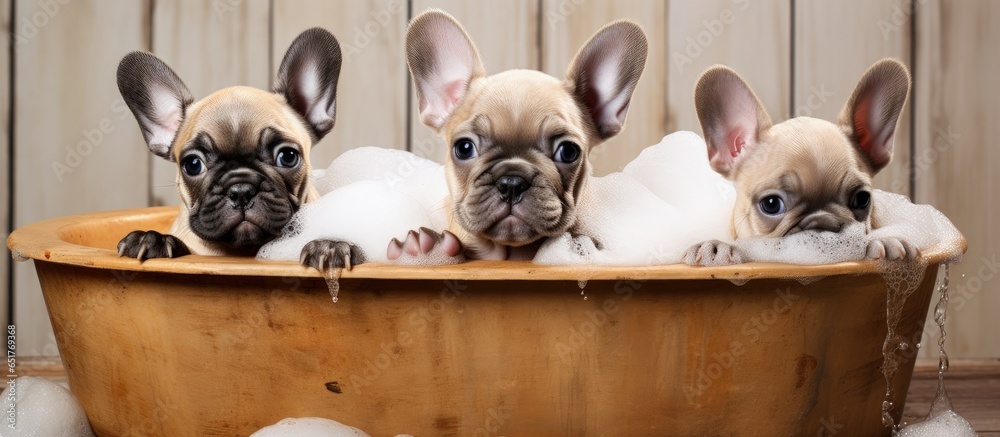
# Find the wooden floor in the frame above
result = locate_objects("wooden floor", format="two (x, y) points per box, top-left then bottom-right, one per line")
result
(14, 357), (1000, 434)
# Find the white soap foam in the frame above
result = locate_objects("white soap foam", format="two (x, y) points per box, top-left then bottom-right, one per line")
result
(898, 409), (978, 437)
(258, 148), (449, 265)
(266, 133), (962, 268)
(868, 190), (965, 264)
(250, 417), (370, 437)
(0, 376), (95, 437)
(536, 132), (736, 265)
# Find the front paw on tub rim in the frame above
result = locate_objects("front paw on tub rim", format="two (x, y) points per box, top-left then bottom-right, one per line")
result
(683, 240), (746, 266)
(300, 239), (366, 271)
(117, 230), (191, 261)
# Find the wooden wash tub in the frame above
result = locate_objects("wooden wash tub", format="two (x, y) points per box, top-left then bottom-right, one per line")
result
(7, 207), (964, 436)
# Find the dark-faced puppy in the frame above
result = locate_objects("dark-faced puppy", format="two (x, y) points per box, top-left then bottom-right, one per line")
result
(117, 28), (364, 269)
(684, 59), (915, 266)
(388, 10), (648, 261)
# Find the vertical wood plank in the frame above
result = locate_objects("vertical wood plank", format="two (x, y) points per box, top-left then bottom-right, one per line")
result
(272, 0), (409, 170)
(542, 0), (665, 175)
(409, 0), (540, 163)
(794, 0), (913, 196)
(915, 1), (1000, 358)
(149, 0), (271, 206)
(666, 1), (790, 140)
(14, 0), (150, 356)
(1, 0), (10, 324)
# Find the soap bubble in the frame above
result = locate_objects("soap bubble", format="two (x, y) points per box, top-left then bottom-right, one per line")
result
(0, 376), (95, 437)
(250, 417), (370, 437)
(897, 409), (977, 437)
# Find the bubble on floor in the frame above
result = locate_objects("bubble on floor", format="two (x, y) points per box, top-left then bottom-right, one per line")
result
(897, 408), (977, 437)
(250, 417), (371, 437)
(0, 376), (95, 437)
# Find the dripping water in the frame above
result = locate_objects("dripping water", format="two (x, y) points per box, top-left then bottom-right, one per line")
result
(323, 267), (343, 304)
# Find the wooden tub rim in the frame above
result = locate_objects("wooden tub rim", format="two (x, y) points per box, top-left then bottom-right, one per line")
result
(6, 206), (967, 281)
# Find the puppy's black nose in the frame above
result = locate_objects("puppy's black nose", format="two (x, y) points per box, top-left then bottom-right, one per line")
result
(227, 183), (257, 209)
(496, 175), (530, 204)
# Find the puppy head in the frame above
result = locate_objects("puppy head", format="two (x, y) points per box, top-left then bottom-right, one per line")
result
(695, 59), (910, 238)
(118, 28), (342, 249)
(407, 10), (647, 247)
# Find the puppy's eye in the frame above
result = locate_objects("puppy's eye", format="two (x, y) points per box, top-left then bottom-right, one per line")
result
(453, 139), (477, 160)
(851, 191), (871, 210)
(181, 155), (204, 176)
(553, 141), (581, 164)
(275, 147), (300, 168)
(758, 195), (786, 216)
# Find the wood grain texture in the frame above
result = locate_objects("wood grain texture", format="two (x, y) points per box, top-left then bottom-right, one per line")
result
(542, 0), (666, 175)
(19, 205), (941, 435)
(409, 0), (540, 162)
(13, 0), (150, 356)
(272, 0), (409, 170)
(667, 0), (790, 137)
(793, 0), (913, 196)
(149, 0), (270, 206)
(2, 0), (11, 324)
(914, 1), (1000, 359)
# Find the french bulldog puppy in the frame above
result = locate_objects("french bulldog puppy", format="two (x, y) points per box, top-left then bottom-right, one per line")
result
(117, 28), (364, 270)
(388, 10), (648, 261)
(683, 59), (915, 266)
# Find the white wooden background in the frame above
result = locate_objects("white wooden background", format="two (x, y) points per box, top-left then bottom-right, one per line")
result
(1, 0), (997, 359)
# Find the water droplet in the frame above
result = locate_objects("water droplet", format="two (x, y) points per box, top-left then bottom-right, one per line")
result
(324, 268), (343, 304)
(899, 341), (909, 350)
(583, 296), (588, 301)
(577, 279), (588, 289)
(916, 342), (922, 349)
(939, 354), (950, 373)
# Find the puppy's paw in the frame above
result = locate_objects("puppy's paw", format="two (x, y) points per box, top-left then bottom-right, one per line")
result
(387, 228), (465, 265)
(866, 237), (919, 261)
(117, 230), (190, 261)
(300, 239), (366, 271)
(682, 240), (746, 266)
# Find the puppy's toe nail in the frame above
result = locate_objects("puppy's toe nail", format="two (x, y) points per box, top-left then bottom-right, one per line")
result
(441, 231), (462, 257)
(387, 238), (402, 260)
(136, 245), (148, 262)
(403, 231), (420, 256)
(343, 253), (352, 271)
(418, 229), (436, 254)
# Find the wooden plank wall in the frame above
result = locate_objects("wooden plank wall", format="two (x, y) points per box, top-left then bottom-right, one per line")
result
(2, 1), (998, 359)
(915, 1), (1000, 359)
(1, 0), (9, 325)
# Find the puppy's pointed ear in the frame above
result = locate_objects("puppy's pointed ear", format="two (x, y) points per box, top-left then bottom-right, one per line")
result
(565, 20), (648, 140)
(694, 66), (772, 178)
(406, 10), (485, 131)
(117, 52), (193, 161)
(838, 58), (910, 174)
(274, 27), (343, 142)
